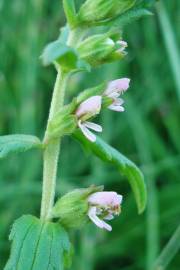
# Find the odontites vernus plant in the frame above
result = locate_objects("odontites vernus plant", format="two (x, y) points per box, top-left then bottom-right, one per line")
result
(2, 0), (156, 269)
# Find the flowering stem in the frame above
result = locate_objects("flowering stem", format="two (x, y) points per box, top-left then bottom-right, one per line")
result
(40, 68), (68, 220)
(40, 29), (84, 220)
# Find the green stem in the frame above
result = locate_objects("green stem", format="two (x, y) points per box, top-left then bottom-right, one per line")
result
(40, 68), (68, 220)
(40, 28), (84, 220)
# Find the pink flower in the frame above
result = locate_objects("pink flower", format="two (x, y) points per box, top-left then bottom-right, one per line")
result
(104, 78), (130, 112)
(88, 191), (123, 231)
(76, 96), (102, 142)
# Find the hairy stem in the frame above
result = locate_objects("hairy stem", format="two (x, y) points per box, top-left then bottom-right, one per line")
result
(40, 68), (68, 220)
(40, 28), (84, 220)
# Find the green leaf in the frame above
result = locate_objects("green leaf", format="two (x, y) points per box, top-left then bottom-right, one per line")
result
(4, 215), (71, 270)
(0, 135), (42, 159)
(73, 130), (147, 214)
(107, 7), (153, 28)
(41, 41), (77, 67)
(41, 41), (90, 72)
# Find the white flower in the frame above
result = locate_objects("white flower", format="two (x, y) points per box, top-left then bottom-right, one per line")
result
(76, 96), (102, 142)
(104, 78), (130, 112)
(88, 191), (123, 231)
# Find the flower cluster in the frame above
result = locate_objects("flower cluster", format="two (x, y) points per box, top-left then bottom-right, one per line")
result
(75, 78), (130, 142)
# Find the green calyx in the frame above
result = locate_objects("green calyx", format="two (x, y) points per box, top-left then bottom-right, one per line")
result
(52, 185), (103, 229)
(77, 0), (137, 26)
(77, 34), (126, 66)
(45, 100), (78, 142)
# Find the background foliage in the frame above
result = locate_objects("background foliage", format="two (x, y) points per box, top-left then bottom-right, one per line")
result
(0, 0), (179, 269)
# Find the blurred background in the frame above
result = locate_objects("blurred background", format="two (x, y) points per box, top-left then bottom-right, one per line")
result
(0, 0), (180, 269)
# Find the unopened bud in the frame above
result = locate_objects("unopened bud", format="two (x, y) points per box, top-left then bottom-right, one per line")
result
(77, 35), (115, 66)
(78, 0), (137, 25)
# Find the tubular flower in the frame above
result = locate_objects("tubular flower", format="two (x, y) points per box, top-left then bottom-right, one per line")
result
(88, 191), (123, 231)
(76, 96), (102, 142)
(104, 78), (130, 112)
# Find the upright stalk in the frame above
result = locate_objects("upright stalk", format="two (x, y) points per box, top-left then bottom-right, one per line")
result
(40, 68), (68, 220)
(40, 29), (84, 220)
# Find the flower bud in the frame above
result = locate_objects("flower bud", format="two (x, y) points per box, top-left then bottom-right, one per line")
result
(77, 35), (128, 66)
(77, 35), (115, 66)
(52, 186), (103, 229)
(78, 0), (137, 25)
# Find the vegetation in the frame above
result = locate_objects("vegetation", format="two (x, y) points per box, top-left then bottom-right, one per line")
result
(0, 0), (179, 269)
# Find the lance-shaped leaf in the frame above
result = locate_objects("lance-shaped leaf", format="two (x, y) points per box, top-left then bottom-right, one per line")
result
(0, 134), (42, 159)
(73, 130), (147, 214)
(4, 215), (71, 270)
(105, 7), (153, 29)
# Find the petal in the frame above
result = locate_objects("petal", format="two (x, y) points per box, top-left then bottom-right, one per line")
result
(108, 92), (120, 99)
(117, 195), (123, 204)
(101, 220), (112, 231)
(88, 191), (123, 207)
(108, 104), (125, 112)
(76, 96), (102, 118)
(88, 191), (117, 206)
(88, 207), (104, 229)
(105, 78), (130, 96)
(84, 121), (102, 132)
(114, 98), (124, 106)
(78, 120), (96, 142)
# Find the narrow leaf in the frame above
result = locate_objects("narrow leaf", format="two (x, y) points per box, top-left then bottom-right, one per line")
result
(4, 215), (71, 270)
(73, 130), (147, 214)
(104, 7), (153, 29)
(0, 134), (42, 159)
